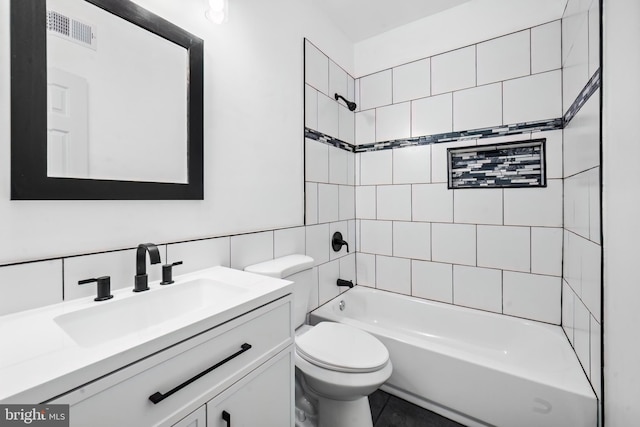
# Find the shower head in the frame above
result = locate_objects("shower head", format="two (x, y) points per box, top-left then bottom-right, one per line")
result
(334, 93), (357, 111)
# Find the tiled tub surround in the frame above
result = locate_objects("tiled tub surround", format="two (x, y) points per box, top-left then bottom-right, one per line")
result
(560, 0), (602, 402)
(353, 133), (563, 325)
(304, 22), (565, 325)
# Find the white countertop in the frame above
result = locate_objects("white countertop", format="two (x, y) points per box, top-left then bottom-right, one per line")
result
(0, 266), (293, 403)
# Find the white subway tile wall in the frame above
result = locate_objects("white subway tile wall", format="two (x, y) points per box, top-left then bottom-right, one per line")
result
(560, 0), (602, 399)
(230, 231), (274, 270)
(376, 255), (411, 295)
(476, 30), (530, 85)
(305, 42), (329, 95)
(360, 150), (393, 185)
(317, 93), (340, 137)
(167, 239), (230, 273)
(411, 93), (453, 137)
(502, 271), (561, 323)
(318, 260), (341, 305)
(318, 184), (339, 223)
(355, 110), (376, 145)
(453, 188), (503, 225)
(359, 70), (393, 110)
(393, 221), (431, 261)
(431, 46), (476, 95)
(411, 260), (453, 303)
(502, 70), (562, 124)
(375, 102), (411, 142)
(360, 220), (393, 256)
(452, 265), (502, 313)
(303, 40), (356, 312)
(274, 228), (306, 259)
(392, 145), (431, 184)
(452, 83), (503, 131)
(0, 260), (62, 315)
(392, 58), (431, 103)
(376, 185), (412, 221)
(329, 60), (348, 102)
(531, 21), (562, 74)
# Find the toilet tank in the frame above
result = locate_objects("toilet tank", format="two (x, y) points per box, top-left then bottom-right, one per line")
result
(244, 254), (314, 328)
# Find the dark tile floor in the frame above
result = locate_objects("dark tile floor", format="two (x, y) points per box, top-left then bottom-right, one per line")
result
(369, 390), (466, 427)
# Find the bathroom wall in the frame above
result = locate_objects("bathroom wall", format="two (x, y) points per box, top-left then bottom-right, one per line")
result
(0, 0), (353, 315)
(560, 0), (602, 401)
(304, 40), (357, 312)
(602, 0), (640, 425)
(352, 23), (564, 325)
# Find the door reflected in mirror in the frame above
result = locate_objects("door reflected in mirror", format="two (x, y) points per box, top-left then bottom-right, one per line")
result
(46, 0), (188, 184)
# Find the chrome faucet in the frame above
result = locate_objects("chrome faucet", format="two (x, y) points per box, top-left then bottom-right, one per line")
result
(134, 243), (161, 292)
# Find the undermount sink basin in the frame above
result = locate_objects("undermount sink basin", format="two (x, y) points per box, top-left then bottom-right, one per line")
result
(54, 277), (248, 347)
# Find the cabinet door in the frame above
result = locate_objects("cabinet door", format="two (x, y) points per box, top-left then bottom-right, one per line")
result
(207, 349), (293, 427)
(172, 406), (206, 427)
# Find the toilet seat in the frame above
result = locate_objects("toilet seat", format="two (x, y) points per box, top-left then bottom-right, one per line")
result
(296, 322), (389, 373)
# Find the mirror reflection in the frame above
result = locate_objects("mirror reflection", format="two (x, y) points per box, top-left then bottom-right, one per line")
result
(46, 0), (188, 184)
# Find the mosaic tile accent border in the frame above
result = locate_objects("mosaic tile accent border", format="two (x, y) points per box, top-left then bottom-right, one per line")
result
(564, 68), (601, 125)
(447, 139), (546, 189)
(304, 128), (354, 152)
(305, 118), (562, 154)
(353, 118), (562, 153)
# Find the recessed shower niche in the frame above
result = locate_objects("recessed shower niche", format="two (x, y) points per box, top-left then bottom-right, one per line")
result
(447, 139), (546, 189)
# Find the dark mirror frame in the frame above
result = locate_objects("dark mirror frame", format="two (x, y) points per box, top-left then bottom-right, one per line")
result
(10, 0), (204, 200)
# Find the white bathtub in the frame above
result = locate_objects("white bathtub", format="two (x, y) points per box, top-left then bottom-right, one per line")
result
(309, 287), (597, 427)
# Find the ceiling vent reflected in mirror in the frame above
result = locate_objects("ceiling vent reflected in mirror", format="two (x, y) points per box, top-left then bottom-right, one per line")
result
(47, 9), (97, 50)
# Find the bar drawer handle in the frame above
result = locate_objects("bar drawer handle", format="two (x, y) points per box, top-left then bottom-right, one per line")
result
(149, 343), (252, 404)
(222, 410), (231, 426)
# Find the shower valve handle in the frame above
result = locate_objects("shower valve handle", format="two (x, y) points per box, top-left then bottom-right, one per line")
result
(332, 231), (349, 252)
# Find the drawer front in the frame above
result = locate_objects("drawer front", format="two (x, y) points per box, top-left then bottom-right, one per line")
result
(52, 297), (292, 427)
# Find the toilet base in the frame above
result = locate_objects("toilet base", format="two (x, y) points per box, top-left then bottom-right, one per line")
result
(317, 396), (373, 427)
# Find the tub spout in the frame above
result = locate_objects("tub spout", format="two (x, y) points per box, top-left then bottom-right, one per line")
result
(336, 279), (354, 288)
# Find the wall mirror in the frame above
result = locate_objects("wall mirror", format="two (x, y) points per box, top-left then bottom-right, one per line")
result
(10, 0), (204, 200)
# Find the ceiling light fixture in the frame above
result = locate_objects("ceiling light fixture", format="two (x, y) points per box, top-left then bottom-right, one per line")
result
(205, 0), (228, 24)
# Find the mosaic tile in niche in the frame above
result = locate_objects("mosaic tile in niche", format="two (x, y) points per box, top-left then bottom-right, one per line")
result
(448, 139), (546, 188)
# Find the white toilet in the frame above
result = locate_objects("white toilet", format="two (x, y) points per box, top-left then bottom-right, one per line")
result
(245, 254), (392, 427)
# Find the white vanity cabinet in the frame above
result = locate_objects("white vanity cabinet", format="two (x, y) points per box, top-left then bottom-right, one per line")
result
(50, 296), (294, 427)
(206, 349), (293, 427)
(171, 406), (206, 427)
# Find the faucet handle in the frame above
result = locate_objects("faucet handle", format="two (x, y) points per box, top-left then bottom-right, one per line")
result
(160, 261), (183, 285)
(78, 276), (114, 301)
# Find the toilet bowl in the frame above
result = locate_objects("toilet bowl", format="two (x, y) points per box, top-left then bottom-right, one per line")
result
(245, 255), (392, 427)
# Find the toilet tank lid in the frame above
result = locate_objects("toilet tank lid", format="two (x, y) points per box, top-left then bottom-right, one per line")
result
(244, 254), (314, 278)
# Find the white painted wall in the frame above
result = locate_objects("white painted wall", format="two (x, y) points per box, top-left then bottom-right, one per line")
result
(354, 0), (566, 76)
(603, 0), (640, 424)
(0, 0), (352, 264)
